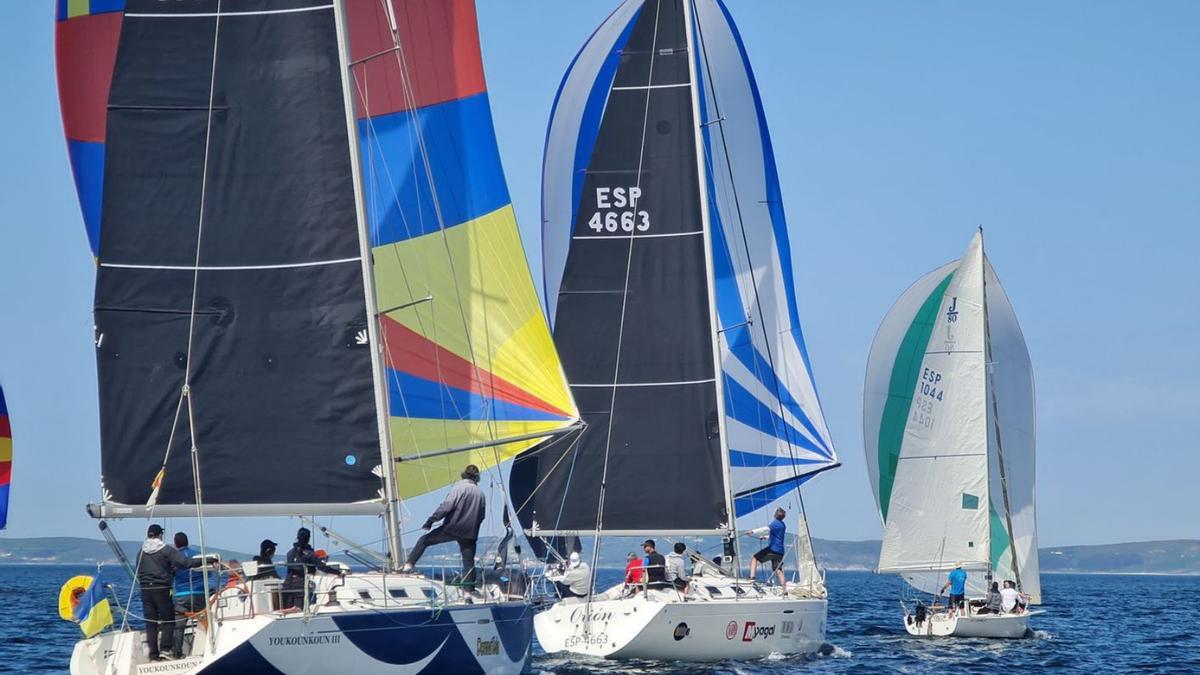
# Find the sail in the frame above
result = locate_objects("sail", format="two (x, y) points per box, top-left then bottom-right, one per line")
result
(345, 0), (578, 498)
(80, 0), (386, 514)
(690, 0), (839, 518)
(55, 0), (125, 256)
(0, 384), (10, 529)
(512, 0), (729, 536)
(983, 259), (1041, 603)
(868, 233), (992, 576)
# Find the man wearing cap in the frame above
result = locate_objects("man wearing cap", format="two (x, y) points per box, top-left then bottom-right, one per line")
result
(250, 539), (280, 580)
(641, 540), (667, 586)
(282, 527), (343, 609)
(940, 563), (968, 617)
(401, 464), (486, 584)
(548, 551), (592, 599)
(136, 524), (210, 661)
(170, 532), (214, 659)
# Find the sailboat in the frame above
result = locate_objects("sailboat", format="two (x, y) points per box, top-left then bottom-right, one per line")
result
(0, 382), (10, 530)
(55, 0), (578, 672)
(863, 230), (1042, 639)
(509, 0), (840, 660)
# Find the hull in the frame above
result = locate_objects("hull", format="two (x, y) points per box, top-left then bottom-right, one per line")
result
(904, 609), (1041, 639)
(70, 574), (532, 675)
(535, 580), (826, 661)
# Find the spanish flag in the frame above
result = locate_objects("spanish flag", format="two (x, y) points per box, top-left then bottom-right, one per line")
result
(59, 574), (113, 638)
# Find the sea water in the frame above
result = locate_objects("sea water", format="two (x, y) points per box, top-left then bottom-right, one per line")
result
(4, 566), (1197, 673)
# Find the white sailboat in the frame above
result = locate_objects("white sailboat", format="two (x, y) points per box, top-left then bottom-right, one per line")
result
(55, 1), (580, 672)
(863, 230), (1042, 639)
(509, 0), (840, 660)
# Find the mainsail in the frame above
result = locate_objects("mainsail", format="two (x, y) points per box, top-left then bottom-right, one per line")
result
(512, 0), (838, 537)
(0, 384), (10, 529)
(863, 232), (1040, 602)
(68, 1), (387, 515)
(346, 0), (578, 499)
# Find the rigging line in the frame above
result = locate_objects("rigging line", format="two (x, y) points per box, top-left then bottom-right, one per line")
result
(509, 430), (584, 518)
(691, 0), (815, 528)
(585, 0), (665, 629)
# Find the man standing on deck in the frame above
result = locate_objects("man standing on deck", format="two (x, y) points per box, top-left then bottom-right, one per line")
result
(747, 508), (788, 593)
(135, 524), (209, 662)
(170, 532), (212, 659)
(941, 563), (968, 617)
(281, 527), (344, 609)
(401, 464), (486, 584)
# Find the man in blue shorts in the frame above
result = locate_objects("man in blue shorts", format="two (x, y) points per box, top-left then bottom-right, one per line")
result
(940, 563), (968, 617)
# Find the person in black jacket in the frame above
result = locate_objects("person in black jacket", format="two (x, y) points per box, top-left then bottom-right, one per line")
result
(249, 539), (280, 580)
(400, 464), (486, 584)
(641, 540), (667, 587)
(281, 528), (343, 609)
(136, 524), (209, 661)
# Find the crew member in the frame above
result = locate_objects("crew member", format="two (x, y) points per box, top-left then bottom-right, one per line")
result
(641, 540), (667, 587)
(747, 508), (789, 592)
(281, 527), (343, 609)
(548, 551), (592, 598)
(401, 464), (486, 585)
(665, 542), (691, 594)
(136, 524), (208, 662)
(941, 563), (968, 617)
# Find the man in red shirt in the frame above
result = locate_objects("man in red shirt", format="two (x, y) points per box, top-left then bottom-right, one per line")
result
(623, 552), (644, 589)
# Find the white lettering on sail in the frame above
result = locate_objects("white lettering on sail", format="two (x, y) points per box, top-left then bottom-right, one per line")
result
(587, 186), (650, 234)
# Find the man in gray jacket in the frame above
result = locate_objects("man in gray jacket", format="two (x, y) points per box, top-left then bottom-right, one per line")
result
(401, 464), (485, 583)
(136, 524), (211, 661)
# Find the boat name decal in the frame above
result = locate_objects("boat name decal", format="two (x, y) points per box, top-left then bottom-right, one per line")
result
(570, 607), (613, 625)
(475, 637), (500, 656)
(564, 632), (608, 648)
(741, 621), (776, 642)
(134, 657), (205, 674)
(266, 634), (342, 647)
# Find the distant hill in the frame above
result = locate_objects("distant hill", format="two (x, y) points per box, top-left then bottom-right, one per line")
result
(0, 536), (248, 565)
(2, 536), (1197, 575)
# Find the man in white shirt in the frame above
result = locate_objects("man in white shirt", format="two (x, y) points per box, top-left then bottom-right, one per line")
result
(665, 542), (691, 594)
(999, 580), (1027, 613)
(548, 552), (592, 599)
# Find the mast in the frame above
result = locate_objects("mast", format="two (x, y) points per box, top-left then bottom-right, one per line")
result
(684, 0), (736, 540)
(332, 0), (402, 568)
(979, 228), (1022, 590)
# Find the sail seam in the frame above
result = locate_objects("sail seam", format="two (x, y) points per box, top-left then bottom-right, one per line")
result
(611, 82), (690, 90)
(571, 378), (715, 388)
(572, 230), (701, 240)
(126, 5), (333, 19)
(100, 257), (361, 271)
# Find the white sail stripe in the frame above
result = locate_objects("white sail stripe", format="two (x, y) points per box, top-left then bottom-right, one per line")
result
(100, 257), (361, 271)
(572, 230), (702, 240)
(721, 350), (827, 452)
(611, 82), (691, 90)
(571, 378), (715, 388)
(126, 5), (333, 19)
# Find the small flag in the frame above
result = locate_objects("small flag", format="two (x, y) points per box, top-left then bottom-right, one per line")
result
(146, 466), (166, 507)
(59, 574), (114, 638)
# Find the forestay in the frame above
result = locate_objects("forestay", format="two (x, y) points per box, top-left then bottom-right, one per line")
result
(346, 0), (578, 499)
(864, 232), (1040, 602)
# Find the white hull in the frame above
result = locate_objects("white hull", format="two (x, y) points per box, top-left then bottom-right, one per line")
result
(904, 609), (1042, 639)
(535, 577), (826, 661)
(70, 573), (532, 675)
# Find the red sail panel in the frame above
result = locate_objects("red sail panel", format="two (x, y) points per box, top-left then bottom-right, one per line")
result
(345, 0), (486, 119)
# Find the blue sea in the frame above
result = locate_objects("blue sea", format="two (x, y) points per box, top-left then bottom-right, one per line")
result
(5, 566), (1198, 673)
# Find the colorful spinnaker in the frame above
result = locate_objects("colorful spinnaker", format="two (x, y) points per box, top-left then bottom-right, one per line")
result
(348, 0), (578, 498)
(55, 0), (124, 257)
(863, 231), (1041, 603)
(0, 383), (10, 529)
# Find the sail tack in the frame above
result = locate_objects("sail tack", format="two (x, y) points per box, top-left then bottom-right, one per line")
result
(346, 0), (578, 498)
(76, 1), (385, 510)
(863, 232), (1040, 602)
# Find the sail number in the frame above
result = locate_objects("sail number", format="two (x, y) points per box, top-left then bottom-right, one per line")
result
(586, 186), (650, 233)
(911, 368), (944, 429)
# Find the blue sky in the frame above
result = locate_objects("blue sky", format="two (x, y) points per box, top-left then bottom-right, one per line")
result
(0, 1), (1196, 553)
